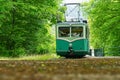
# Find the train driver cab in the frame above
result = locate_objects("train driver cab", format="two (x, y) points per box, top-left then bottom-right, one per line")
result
(57, 24), (88, 41)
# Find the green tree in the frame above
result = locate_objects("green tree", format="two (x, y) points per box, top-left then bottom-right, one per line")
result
(84, 0), (120, 56)
(0, 0), (62, 57)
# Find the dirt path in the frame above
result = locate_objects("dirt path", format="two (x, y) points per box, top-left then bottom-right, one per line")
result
(0, 58), (120, 80)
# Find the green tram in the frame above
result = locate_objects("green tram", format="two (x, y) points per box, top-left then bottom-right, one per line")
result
(56, 21), (89, 58)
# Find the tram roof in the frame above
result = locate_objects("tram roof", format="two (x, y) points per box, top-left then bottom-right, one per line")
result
(57, 21), (87, 26)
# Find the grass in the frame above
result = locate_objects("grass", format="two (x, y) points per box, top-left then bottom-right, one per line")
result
(0, 53), (60, 60)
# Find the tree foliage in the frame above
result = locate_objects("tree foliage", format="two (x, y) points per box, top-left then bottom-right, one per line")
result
(0, 0), (62, 57)
(84, 0), (120, 56)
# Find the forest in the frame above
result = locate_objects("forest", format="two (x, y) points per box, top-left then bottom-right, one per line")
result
(0, 0), (120, 57)
(84, 0), (120, 56)
(0, 0), (63, 57)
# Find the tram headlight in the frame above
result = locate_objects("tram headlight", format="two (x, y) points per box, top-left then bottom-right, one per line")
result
(69, 43), (72, 47)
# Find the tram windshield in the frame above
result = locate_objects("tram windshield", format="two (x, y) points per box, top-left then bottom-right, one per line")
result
(58, 27), (83, 37)
(71, 27), (83, 37)
(59, 27), (70, 37)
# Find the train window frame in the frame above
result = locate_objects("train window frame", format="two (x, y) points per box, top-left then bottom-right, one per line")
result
(58, 27), (70, 37)
(71, 26), (83, 38)
(86, 27), (88, 39)
(57, 26), (85, 38)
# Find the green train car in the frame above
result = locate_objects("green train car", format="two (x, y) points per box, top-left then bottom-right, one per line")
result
(56, 21), (89, 58)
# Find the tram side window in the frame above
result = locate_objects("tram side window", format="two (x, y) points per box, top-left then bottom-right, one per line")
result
(59, 27), (70, 37)
(86, 27), (89, 39)
(71, 27), (83, 37)
(86, 28), (88, 38)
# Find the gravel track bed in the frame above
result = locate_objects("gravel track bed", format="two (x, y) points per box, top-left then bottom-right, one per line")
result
(0, 58), (120, 80)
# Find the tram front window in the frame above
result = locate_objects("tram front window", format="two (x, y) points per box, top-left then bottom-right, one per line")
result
(71, 27), (83, 37)
(59, 27), (70, 37)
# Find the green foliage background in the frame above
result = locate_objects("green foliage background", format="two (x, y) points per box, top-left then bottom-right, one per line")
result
(0, 0), (62, 57)
(84, 0), (120, 56)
